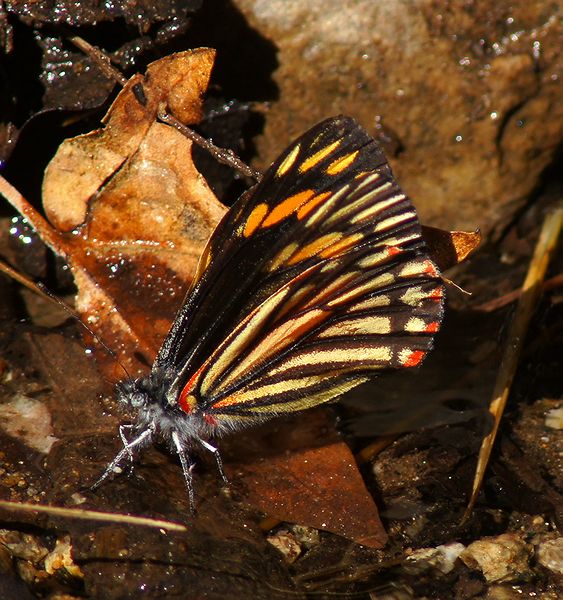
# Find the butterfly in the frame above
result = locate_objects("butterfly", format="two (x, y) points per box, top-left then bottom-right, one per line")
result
(94, 115), (445, 507)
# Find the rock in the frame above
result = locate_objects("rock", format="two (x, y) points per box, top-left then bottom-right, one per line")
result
(233, 0), (561, 235)
(266, 530), (302, 563)
(460, 533), (533, 583)
(544, 405), (563, 430)
(403, 542), (466, 575)
(536, 537), (563, 575)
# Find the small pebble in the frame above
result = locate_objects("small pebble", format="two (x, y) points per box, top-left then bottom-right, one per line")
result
(403, 542), (465, 575)
(544, 406), (563, 430)
(267, 530), (302, 563)
(536, 537), (563, 575)
(460, 533), (532, 583)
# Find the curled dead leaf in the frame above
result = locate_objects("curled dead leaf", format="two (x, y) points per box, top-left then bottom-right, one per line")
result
(36, 49), (226, 376)
(421, 225), (481, 272)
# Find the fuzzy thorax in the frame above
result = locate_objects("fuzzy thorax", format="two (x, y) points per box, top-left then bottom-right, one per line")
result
(115, 371), (221, 448)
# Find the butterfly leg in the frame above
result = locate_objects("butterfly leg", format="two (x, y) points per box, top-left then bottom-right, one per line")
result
(118, 424), (138, 475)
(171, 431), (196, 514)
(91, 427), (153, 490)
(200, 439), (229, 485)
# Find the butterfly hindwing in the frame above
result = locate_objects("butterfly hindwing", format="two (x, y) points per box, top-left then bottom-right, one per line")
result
(155, 116), (444, 418)
(196, 232), (443, 420)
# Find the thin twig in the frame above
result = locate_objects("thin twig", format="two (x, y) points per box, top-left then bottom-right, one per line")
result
(158, 110), (262, 182)
(474, 273), (563, 312)
(0, 499), (187, 532)
(67, 37), (261, 183)
(462, 206), (562, 522)
(67, 35), (127, 86)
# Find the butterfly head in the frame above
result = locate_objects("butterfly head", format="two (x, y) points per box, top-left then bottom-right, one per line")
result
(116, 379), (149, 410)
(115, 371), (174, 429)
(115, 370), (218, 445)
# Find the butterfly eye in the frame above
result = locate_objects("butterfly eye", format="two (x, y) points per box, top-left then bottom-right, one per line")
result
(122, 391), (147, 409)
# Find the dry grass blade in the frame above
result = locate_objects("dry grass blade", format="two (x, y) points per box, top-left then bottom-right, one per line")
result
(462, 206), (562, 521)
(0, 499), (187, 532)
(0, 175), (66, 254)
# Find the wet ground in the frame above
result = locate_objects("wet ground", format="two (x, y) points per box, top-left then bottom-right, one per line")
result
(0, 2), (561, 598)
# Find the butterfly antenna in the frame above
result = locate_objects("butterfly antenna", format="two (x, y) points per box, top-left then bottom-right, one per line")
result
(35, 282), (132, 380)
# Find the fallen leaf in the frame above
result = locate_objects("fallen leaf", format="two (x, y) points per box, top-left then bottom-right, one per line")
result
(421, 225), (481, 272)
(226, 410), (388, 549)
(9, 49), (226, 377)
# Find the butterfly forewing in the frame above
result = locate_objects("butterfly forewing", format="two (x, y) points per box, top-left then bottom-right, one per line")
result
(155, 116), (444, 419)
(157, 117), (387, 373)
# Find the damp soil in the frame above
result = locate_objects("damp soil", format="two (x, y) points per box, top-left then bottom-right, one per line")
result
(0, 3), (562, 599)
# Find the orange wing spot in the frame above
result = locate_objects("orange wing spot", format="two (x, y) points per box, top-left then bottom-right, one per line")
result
(400, 349), (425, 367)
(298, 139), (342, 173)
(423, 259), (439, 277)
(326, 150), (359, 175)
(212, 394), (242, 409)
(243, 203), (269, 237)
(178, 364), (206, 413)
(297, 191), (331, 220)
(425, 321), (440, 333)
(386, 245), (402, 256)
(262, 189), (316, 228)
(319, 232), (363, 259)
(287, 233), (343, 265)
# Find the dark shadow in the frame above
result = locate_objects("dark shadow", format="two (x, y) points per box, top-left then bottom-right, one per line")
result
(185, 0), (279, 102)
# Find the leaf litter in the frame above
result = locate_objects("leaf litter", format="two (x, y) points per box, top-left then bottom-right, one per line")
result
(2, 40), (555, 599)
(0, 48), (413, 586)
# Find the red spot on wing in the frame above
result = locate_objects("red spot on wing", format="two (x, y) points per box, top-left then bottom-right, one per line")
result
(203, 414), (218, 426)
(402, 350), (425, 367)
(178, 364), (206, 414)
(424, 321), (440, 333)
(387, 246), (401, 256)
(423, 259), (439, 277)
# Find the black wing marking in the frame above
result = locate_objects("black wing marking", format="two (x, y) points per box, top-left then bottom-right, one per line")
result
(154, 116), (443, 412)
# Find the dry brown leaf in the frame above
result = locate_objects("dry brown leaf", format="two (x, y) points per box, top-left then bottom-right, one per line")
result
(421, 225), (481, 272)
(226, 410), (388, 549)
(42, 48), (218, 231)
(38, 49), (226, 376)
